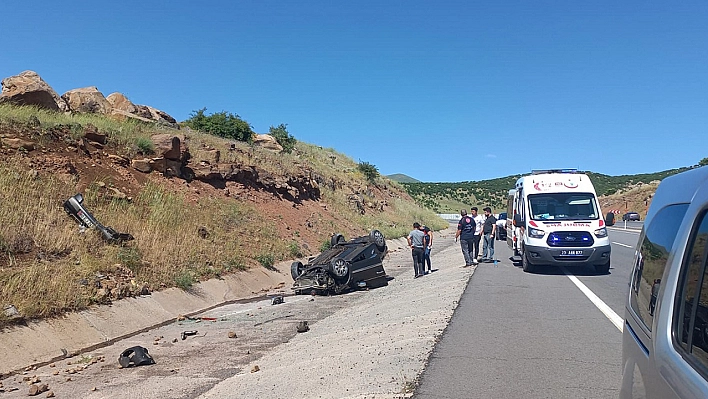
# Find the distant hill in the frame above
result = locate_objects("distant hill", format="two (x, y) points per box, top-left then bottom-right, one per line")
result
(399, 167), (695, 214)
(387, 173), (420, 183)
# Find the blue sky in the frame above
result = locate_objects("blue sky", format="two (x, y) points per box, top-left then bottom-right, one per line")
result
(2, 1), (707, 182)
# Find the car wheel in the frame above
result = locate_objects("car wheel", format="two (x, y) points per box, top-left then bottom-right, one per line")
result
(606, 212), (615, 226)
(290, 261), (305, 280)
(330, 234), (346, 247)
(595, 260), (611, 274)
(330, 258), (350, 279)
(369, 229), (386, 252)
(521, 250), (535, 273)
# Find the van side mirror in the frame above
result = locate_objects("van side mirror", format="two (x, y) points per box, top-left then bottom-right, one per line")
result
(605, 212), (615, 226)
(513, 213), (524, 227)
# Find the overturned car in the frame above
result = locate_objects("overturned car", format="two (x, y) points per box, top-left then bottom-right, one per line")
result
(291, 230), (389, 295)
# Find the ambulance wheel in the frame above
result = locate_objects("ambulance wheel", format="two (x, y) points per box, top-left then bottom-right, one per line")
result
(522, 251), (535, 273)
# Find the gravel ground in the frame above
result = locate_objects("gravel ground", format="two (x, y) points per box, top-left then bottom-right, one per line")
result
(199, 227), (472, 399)
(0, 226), (474, 399)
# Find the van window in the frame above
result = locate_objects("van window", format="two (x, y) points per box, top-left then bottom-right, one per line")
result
(675, 210), (708, 372)
(629, 204), (689, 331)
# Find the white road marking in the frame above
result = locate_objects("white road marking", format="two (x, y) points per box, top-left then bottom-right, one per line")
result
(612, 242), (633, 248)
(607, 227), (641, 234)
(564, 271), (624, 332)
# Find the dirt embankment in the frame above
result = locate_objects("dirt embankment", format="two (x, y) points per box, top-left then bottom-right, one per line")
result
(598, 182), (658, 219)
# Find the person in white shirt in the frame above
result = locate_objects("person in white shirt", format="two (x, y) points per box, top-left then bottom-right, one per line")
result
(471, 207), (484, 264)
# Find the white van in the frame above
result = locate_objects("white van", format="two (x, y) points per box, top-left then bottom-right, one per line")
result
(506, 169), (612, 274)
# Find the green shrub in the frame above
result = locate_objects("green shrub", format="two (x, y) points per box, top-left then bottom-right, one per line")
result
(269, 124), (296, 153)
(255, 253), (275, 269)
(185, 108), (253, 142)
(175, 270), (195, 290)
(117, 247), (142, 272)
(223, 258), (247, 272)
(288, 241), (302, 258)
(358, 161), (379, 182)
(319, 240), (331, 252)
(135, 137), (154, 154)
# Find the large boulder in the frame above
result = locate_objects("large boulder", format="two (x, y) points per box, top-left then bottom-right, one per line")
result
(150, 134), (184, 161)
(253, 134), (283, 153)
(106, 92), (138, 114)
(146, 106), (178, 128)
(0, 70), (68, 112)
(109, 108), (154, 123)
(62, 87), (112, 114)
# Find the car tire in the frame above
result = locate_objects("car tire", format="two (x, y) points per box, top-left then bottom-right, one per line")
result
(595, 260), (611, 274)
(330, 258), (350, 280)
(521, 250), (535, 273)
(369, 229), (386, 252)
(290, 261), (305, 280)
(606, 212), (615, 226)
(330, 234), (346, 247)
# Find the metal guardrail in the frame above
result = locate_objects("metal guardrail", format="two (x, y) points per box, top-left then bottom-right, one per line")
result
(438, 214), (461, 222)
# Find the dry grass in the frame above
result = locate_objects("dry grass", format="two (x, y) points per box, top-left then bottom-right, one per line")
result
(0, 104), (445, 326)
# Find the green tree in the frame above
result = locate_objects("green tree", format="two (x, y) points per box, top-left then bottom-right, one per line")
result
(184, 108), (253, 142)
(357, 161), (379, 182)
(269, 123), (297, 153)
(699, 157), (708, 167)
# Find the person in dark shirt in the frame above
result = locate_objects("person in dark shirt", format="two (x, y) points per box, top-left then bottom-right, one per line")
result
(455, 209), (475, 267)
(421, 225), (433, 274)
(481, 207), (497, 263)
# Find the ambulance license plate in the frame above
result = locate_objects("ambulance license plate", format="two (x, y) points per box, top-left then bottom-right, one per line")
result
(560, 250), (583, 256)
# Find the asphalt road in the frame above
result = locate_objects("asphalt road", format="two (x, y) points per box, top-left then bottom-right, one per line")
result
(413, 226), (642, 399)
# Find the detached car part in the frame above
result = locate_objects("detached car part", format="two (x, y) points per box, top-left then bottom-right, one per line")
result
(291, 230), (389, 295)
(118, 346), (155, 368)
(63, 193), (134, 243)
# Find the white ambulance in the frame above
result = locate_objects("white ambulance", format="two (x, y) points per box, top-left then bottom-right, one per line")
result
(506, 169), (612, 274)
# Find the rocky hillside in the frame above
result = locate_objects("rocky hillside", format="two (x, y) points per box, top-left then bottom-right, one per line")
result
(0, 71), (446, 326)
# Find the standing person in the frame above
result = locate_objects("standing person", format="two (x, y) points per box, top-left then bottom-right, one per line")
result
(471, 207), (484, 264)
(422, 225), (433, 273)
(481, 207), (497, 263)
(455, 210), (475, 267)
(407, 222), (426, 278)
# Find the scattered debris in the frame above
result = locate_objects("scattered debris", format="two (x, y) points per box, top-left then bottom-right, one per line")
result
(296, 321), (309, 333)
(118, 346), (155, 368)
(3, 304), (20, 318)
(228, 331), (237, 339)
(28, 383), (49, 396)
(253, 314), (294, 326)
(181, 330), (198, 340)
(63, 193), (134, 243)
(251, 365), (260, 373)
(271, 295), (284, 305)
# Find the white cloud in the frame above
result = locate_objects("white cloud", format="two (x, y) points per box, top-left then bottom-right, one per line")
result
(486, 154), (496, 158)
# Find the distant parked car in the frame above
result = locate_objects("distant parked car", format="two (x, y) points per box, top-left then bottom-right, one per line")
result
(622, 212), (640, 221)
(495, 212), (507, 241)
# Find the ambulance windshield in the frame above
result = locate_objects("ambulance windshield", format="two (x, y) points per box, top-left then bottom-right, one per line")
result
(528, 193), (599, 221)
